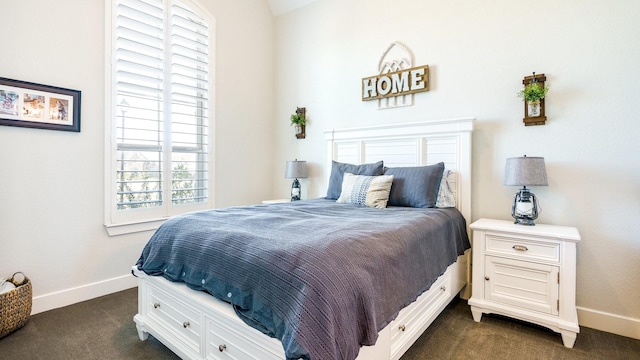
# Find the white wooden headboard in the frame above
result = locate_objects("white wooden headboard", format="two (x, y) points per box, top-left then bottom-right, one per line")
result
(324, 118), (474, 223)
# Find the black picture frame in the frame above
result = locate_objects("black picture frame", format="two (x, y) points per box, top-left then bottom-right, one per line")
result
(0, 77), (81, 132)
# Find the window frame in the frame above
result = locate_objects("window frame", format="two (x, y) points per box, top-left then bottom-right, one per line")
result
(104, 0), (215, 236)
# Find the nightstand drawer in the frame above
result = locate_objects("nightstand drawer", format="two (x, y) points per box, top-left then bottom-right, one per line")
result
(485, 234), (560, 263)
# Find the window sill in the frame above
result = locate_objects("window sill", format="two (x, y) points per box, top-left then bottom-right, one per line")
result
(105, 218), (167, 236)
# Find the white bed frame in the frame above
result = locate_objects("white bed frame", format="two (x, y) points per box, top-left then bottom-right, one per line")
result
(133, 118), (474, 360)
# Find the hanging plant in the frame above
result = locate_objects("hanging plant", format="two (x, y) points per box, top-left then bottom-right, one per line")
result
(517, 82), (549, 103)
(290, 113), (306, 126)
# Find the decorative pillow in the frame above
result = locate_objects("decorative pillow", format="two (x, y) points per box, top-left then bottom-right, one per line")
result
(336, 173), (394, 209)
(326, 160), (384, 200)
(436, 169), (456, 208)
(384, 162), (445, 208)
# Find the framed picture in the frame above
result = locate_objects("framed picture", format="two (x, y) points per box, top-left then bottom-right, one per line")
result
(0, 77), (81, 132)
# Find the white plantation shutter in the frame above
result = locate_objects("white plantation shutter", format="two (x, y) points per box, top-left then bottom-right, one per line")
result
(170, 2), (209, 205)
(109, 0), (211, 228)
(115, 0), (164, 210)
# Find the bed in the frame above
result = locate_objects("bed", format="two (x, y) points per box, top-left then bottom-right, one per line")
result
(132, 118), (474, 360)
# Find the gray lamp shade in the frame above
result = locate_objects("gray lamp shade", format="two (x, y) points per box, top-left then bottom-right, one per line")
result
(504, 156), (548, 186)
(285, 160), (308, 179)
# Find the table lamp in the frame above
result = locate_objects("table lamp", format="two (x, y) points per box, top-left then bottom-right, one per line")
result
(285, 159), (308, 201)
(504, 155), (548, 225)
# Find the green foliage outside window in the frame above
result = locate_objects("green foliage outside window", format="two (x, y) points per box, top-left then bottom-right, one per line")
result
(117, 161), (197, 210)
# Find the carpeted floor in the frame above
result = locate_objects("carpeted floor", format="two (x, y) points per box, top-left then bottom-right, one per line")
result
(0, 288), (638, 359)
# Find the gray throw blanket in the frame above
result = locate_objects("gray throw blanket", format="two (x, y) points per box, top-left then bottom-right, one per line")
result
(136, 199), (470, 360)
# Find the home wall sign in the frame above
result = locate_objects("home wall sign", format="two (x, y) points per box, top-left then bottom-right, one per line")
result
(361, 42), (429, 109)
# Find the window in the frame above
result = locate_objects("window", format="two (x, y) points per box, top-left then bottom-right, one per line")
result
(105, 0), (214, 235)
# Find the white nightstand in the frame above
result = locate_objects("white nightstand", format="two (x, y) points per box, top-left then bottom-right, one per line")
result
(261, 199), (290, 204)
(468, 218), (581, 348)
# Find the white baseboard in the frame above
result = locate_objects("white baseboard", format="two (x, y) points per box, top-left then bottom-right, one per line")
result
(31, 274), (138, 315)
(577, 306), (640, 340)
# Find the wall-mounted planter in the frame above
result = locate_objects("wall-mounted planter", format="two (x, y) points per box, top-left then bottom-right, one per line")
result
(291, 107), (306, 139)
(520, 73), (547, 126)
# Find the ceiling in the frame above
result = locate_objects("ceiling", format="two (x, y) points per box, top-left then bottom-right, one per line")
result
(265, 0), (317, 16)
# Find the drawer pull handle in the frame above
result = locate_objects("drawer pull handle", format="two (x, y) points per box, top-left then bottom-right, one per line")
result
(183, 321), (190, 329)
(153, 303), (160, 309)
(440, 286), (446, 292)
(218, 344), (227, 352)
(485, 276), (490, 281)
(398, 325), (406, 332)
(512, 245), (529, 252)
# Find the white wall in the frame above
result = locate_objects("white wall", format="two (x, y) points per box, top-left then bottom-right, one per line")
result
(272, 0), (640, 338)
(0, 0), (275, 313)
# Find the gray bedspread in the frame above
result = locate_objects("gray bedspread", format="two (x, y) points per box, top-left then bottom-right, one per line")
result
(136, 199), (470, 360)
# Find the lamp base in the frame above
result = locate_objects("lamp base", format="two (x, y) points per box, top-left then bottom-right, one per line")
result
(514, 217), (536, 226)
(511, 187), (539, 226)
(290, 178), (301, 201)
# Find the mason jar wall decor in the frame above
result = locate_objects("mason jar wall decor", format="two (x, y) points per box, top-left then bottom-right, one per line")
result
(290, 107), (306, 139)
(528, 101), (541, 117)
(518, 72), (548, 126)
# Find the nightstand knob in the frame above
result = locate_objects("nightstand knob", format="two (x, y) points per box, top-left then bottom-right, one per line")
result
(153, 303), (160, 309)
(183, 321), (190, 328)
(485, 276), (490, 281)
(398, 324), (406, 332)
(512, 245), (529, 252)
(218, 344), (227, 352)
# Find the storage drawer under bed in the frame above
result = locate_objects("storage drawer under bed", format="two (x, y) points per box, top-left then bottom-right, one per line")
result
(145, 281), (203, 355)
(389, 270), (452, 359)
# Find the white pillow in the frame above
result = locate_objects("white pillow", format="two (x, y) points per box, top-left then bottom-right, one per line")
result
(336, 173), (394, 209)
(436, 169), (456, 208)
(0, 280), (16, 295)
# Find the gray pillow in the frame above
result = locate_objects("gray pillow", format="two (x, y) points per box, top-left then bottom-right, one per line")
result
(326, 160), (384, 200)
(384, 162), (445, 208)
